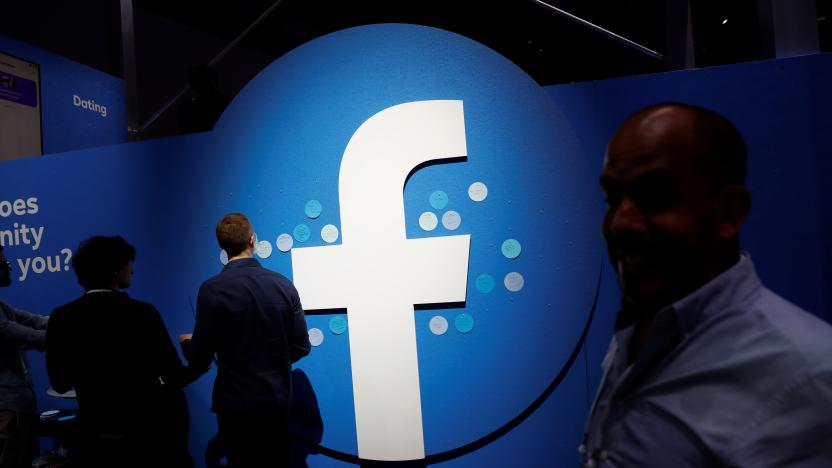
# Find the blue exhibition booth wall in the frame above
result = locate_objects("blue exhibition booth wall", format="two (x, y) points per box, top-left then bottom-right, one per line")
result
(0, 25), (829, 467)
(0, 34), (127, 155)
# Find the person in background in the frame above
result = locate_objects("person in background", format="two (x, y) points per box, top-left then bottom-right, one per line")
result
(582, 102), (832, 467)
(0, 245), (48, 468)
(46, 236), (198, 467)
(180, 213), (310, 467)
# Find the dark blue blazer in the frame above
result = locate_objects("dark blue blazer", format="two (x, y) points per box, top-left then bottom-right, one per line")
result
(185, 257), (310, 416)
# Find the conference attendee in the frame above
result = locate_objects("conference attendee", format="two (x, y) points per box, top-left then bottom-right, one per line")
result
(0, 245), (48, 468)
(46, 236), (196, 468)
(180, 213), (311, 467)
(582, 103), (832, 467)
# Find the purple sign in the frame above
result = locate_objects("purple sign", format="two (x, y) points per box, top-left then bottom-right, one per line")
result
(0, 70), (37, 107)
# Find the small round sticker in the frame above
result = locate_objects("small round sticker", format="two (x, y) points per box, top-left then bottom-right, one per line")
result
(501, 238), (522, 259)
(429, 190), (449, 210)
(475, 274), (495, 293)
(429, 316), (449, 335)
(468, 182), (488, 202)
(504, 272), (525, 292)
(442, 211), (462, 230)
(255, 240), (273, 259)
(305, 200), (322, 219)
(321, 224), (339, 243)
(219, 250), (228, 265)
(294, 224), (311, 243)
(455, 313), (474, 333)
(329, 316), (347, 335)
(276, 234), (294, 252)
(419, 212), (438, 231)
(308, 328), (324, 347)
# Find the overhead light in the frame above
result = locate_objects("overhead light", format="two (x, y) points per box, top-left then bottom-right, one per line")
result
(722, 18), (728, 25)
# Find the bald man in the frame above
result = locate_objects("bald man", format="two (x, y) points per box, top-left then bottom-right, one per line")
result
(581, 103), (832, 467)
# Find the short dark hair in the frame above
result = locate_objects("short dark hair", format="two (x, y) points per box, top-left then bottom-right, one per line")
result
(72, 236), (136, 290)
(636, 102), (747, 189)
(216, 213), (252, 257)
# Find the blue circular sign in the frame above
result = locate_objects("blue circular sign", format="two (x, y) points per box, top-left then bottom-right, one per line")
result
(475, 274), (495, 293)
(429, 190), (449, 210)
(202, 23), (602, 465)
(454, 313), (475, 334)
(293, 224), (311, 243)
(329, 315), (348, 335)
(501, 238), (522, 259)
(305, 199), (323, 219)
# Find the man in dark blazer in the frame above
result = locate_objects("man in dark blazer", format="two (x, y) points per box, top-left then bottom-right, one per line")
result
(46, 236), (195, 467)
(181, 213), (311, 467)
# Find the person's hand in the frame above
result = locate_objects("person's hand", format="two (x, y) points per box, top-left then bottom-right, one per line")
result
(179, 333), (193, 344)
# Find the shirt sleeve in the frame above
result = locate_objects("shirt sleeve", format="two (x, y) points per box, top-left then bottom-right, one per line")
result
(0, 300), (47, 350)
(144, 303), (205, 386)
(45, 307), (73, 394)
(184, 282), (221, 372)
(288, 285), (311, 363)
(727, 370), (832, 467)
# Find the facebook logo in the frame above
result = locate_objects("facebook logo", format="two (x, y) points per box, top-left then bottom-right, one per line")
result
(291, 100), (471, 461)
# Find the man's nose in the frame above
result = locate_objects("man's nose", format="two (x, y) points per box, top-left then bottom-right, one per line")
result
(606, 196), (648, 239)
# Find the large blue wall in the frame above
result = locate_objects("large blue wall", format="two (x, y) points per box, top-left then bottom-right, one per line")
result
(0, 26), (829, 467)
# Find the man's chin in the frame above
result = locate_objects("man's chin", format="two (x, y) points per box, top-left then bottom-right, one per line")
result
(620, 279), (671, 311)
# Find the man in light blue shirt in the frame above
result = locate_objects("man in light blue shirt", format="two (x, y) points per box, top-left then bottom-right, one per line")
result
(584, 103), (832, 467)
(0, 245), (48, 468)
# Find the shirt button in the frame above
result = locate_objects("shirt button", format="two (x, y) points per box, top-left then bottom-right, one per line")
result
(578, 444), (587, 455)
(585, 459), (597, 468)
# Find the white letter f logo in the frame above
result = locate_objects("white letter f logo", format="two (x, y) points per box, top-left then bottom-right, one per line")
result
(291, 100), (471, 461)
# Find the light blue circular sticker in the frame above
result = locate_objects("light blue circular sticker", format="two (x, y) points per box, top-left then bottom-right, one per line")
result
(305, 199), (322, 219)
(255, 240), (273, 259)
(429, 190), (449, 210)
(429, 316), (449, 335)
(419, 212), (438, 231)
(308, 328), (324, 347)
(455, 313), (474, 334)
(321, 224), (339, 243)
(504, 272), (525, 292)
(329, 316), (347, 335)
(442, 210), (462, 230)
(501, 238), (522, 259)
(468, 181), (488, 202)
(293, 224), (311, 243)
(276, 233), (293, 252)
(475, 274), (495, 293)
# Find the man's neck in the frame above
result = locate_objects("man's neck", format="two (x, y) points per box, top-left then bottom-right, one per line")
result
(228, 250), (253, 262)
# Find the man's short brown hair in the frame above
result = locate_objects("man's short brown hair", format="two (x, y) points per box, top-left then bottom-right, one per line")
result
(216, 213), (252, 257)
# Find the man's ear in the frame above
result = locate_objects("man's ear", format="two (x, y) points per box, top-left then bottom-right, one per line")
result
(718, 185), (751, 240)
(249, 234), (256, 249)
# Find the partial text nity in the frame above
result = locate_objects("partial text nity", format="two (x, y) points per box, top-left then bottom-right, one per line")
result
(0, 196), (73, 281)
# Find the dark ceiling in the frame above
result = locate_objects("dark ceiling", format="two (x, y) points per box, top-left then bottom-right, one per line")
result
(0, 0), (826, 137)
(135, 0), (671, 85)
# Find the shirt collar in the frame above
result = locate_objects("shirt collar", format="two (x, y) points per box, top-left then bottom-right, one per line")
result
(222, 256), (261, 271)
(668, 252), (762, 336)
(614, 253), (762, 335)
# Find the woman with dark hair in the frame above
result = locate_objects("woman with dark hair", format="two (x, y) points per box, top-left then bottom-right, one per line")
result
(46, 236), (197, 467)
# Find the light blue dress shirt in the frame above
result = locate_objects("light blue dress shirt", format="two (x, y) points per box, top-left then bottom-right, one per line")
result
(0, 299), (48, 412)
(581, 255), (832, 467)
